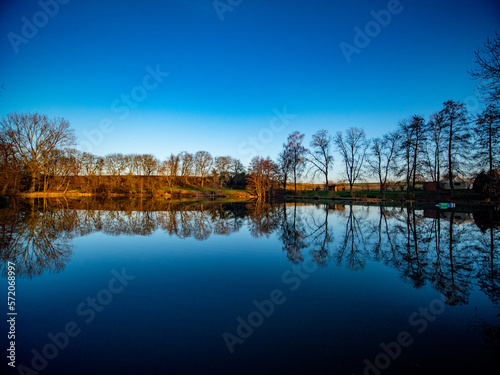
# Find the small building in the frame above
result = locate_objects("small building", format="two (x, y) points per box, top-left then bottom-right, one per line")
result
(328, 184), (345, 192)
(423, 182), (437, 191)
(441, 175), (472, 190)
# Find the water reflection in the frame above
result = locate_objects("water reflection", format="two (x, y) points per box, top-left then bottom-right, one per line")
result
(0, 199), (499, 307)
(0, 200), (73, 278)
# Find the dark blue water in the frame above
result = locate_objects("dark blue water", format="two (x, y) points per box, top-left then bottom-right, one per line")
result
(1, 201), (499, 374)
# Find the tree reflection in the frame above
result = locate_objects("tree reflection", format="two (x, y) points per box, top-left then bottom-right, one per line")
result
(278, 203), (308, 264)
(0, 198), (498, 308)
(0, 201), (74, 278)
(336, 205), (368, 270)
(308, 205), (335, 267)
(473, 207), (500, 304)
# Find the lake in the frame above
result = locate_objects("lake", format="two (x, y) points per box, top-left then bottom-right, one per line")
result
(1, 199), (499, 375)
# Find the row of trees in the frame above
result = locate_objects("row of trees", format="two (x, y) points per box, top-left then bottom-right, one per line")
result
(2, 101), (496, 198)
(251, 33), (500, 199)
(1, 34), (498, 198)
(0, 113), (247, 194)
(247, 98), (498, 199)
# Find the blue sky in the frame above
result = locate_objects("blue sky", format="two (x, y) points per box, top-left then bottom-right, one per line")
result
(0, 0), (499, 170)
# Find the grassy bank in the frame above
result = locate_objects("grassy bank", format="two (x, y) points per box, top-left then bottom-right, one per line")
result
(19, 186), (256, 201)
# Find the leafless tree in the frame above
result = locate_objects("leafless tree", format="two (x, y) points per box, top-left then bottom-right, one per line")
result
(160, 153), (180, 192)
(367, 131), (400, 192)
(424, 112), (446, 190)
(277, 149), (293, 190)
(283, 131), (307, 192)
(335, 127), (369, 194)
(247, 156), (278, 200)
(0, 113), (75, 192)
(475, 104), (500, 174)
(194, 151), (213, 187)
(439, 100), (471, 198)
(307, 129), (334, 191)
(397, 115), (427, 198)
(179, 152), (194, 186)
(469, 32), (500, 104)
(214, 156), (232, 188)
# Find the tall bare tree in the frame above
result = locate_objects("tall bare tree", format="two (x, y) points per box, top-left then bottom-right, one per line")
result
(0, 133), (22, 194)
(335, 127), (368, 194)
(283, 131), (307, 192)
(0, 113), (75, 192)
(368, 131), (400, 193)
(179, 152), (194, 186)
(307, 129), (334, 191)
(194, 151), (213, 187)
(277, 149), (293, 190)
(396, 116), (427, 198)
(214, 156), (233, 188)
(439, 100), (471, 198)
(160, 153), (180, 193)
(469, 32), (500, 104)
(247, 156), (278, 200)
(424, 111), (446, 190)
(475, 104), (500, 173)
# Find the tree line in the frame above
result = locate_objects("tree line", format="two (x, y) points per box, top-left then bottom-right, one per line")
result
(244, 33), (500, 199)
(1, 33), (498, 198)
(0, 114), (247, 195)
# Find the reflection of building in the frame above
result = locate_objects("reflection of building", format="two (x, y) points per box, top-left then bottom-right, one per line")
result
(424, 209), (439, 219)
(442, 212), (474, 226)
(441, 176), (473, 190)
(327, 204), (345, 211)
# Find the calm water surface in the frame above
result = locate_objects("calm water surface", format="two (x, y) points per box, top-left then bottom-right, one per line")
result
(1, 200), (499, 375)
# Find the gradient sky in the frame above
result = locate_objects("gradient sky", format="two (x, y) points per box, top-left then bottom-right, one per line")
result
(0, 0), (499, 171)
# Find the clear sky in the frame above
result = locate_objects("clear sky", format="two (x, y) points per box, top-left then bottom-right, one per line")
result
(0, 0), (499, 170)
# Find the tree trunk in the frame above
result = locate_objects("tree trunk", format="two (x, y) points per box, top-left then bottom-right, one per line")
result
(31, 173), (36, 192)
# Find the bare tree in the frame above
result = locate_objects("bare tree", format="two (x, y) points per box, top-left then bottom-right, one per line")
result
(160, 153), (180, 193)
(335, 127), (369, 194)
(424, 112), (446, 190)
(469, 32), (500, 104)
(0, 133), (22, 194)
(368, 131), (400, 192)
(179, 152), (194, 186)
(283, 131), (307, 192)
(0, 113), (75, 192)
(214, 156), (233, 188)
(396, 116), (427, 198)
(227, 158), (246, 189)
(247, 156), (278, 200)
(307, 129), (334, 191)
(439, 100), (471, 198)
(475, 104), (500, 174)
(194, 151), (213, 187)
(277, 149), (293, 190)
